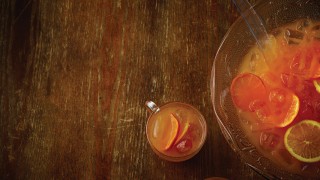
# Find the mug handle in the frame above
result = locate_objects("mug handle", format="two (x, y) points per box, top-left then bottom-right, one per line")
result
(145, 101), (160, 113)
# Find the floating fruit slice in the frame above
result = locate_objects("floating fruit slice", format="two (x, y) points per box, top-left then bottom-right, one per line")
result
(284, 120), (320, 163)
(313, 79), (320, 93)
(231, 73), (268, 111)
(310, 41), (320, 78)
(289, 41), (320, 78)
(164, 114), (180, 150)
(267, 89), (300, 127)
(280, 73), (305, 92)
(174, 120), (190, 145)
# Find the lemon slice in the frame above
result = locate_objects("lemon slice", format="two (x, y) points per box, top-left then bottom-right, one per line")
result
(284, 120), (320, 163)
(313, 79), (320, 93)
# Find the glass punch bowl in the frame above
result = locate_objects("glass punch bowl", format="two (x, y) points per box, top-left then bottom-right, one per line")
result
(211, 0), (320, 179)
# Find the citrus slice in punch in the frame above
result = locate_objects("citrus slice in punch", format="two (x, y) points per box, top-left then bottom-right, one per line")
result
(267, 89), (300, 127)
(288, 41), (320, 78)
(230, 73), (268, 111)
(313, 79), (320, 93)
(164, 114), (180, 150)
(284, 120), (320, 163)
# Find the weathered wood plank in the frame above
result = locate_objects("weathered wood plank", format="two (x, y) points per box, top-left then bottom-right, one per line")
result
(1, 0), (264, 179)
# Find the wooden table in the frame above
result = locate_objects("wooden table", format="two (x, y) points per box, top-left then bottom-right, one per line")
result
(1, 0), (265, 179)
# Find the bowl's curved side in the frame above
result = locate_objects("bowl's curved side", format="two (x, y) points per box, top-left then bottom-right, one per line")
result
(211, 0), (320, 179)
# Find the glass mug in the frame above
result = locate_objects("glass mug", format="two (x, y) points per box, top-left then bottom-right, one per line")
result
(145, 101), (207, 162)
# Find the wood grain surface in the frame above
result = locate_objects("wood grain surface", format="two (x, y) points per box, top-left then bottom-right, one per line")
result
(0, 0), (265, 179)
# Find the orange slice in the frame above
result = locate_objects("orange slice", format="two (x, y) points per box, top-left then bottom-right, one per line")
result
(231, 73), (268, 111)
(174, 120), (190, 145)
(164, 114), (180, 150)
(288, 41), (320, 79)
(284, 120), (320, 163)
(267, 89), (300, 127)
(309, 41), (320, 78)
(313, 79), (320, 93)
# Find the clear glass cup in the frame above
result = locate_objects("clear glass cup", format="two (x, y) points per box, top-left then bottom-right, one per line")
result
(211, 0), (320, 179)
(145, 101), (207, 162)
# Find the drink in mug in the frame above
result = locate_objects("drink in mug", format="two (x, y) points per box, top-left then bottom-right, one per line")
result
(145, 101), (207, 162)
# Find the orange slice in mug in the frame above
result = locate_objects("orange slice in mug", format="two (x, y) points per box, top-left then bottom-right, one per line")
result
(163, 114), (180, 150)
(175, 120), (190, 145)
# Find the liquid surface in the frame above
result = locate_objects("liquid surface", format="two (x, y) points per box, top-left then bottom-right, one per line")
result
(146, 102), (206, 159)
(236, 19), (320, 177)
